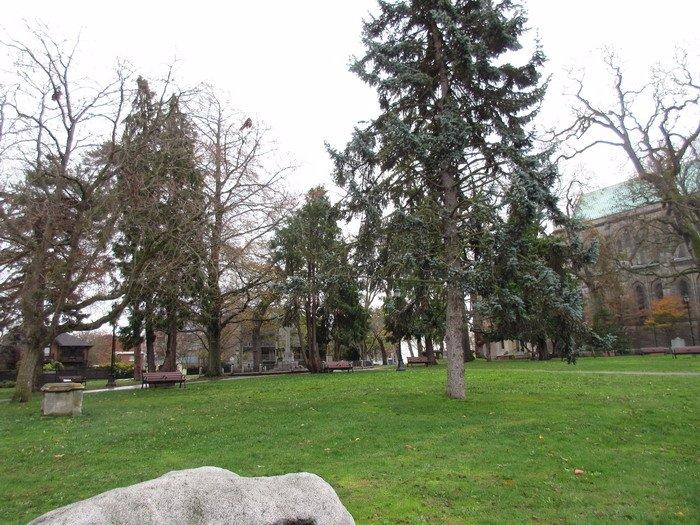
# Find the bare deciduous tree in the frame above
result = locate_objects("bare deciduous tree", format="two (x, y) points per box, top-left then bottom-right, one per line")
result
(559, 51), (700, 271)
(0, 28), (135, 401)
(191, 89), (292, 376)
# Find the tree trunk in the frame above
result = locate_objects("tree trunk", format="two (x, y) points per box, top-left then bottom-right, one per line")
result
(305, 293), (322, 373)
(252, 319), (262, 372)
(378, 336), (387, 365)
(295, 317), (307, 366)
(13, 336), (43, 402)
(407, 339), (415, 357)
(133, 343), (143, 381)
(145, 321), (156, 372)
(205, 135), (225, 376)
(462, 326), (473, 362)
(537, 338), (548, 361)
(416, 336), (424, 356)
(396, 342), (405, 371)
(442, 168), (466, 399)
(13, 227), (51, 402)
(163, 310), (178, 371)
(205, 319), (222, 377)
(461, 300), (474, 362)
(430, 16), (466, 398)
(425, 337), (436, 364)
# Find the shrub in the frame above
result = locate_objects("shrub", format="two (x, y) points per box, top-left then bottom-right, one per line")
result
(42, 360), (64, 372)
(91, 362), (134, 378)
(0, 380), (15, 389)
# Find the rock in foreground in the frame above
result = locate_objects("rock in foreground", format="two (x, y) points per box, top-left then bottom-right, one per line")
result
(29, 467), (355, 525)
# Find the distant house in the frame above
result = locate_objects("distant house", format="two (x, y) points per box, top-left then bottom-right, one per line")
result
(48, 334), (93, 369)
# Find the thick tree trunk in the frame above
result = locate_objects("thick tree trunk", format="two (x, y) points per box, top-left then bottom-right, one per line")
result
(537, 338), (548, 361)
(145, 322), (156, 373)
(13, 337), (43, 402)
(13, 227), (50, 402)
(416, 337), (424, 356)
(430, 17), (465, 398)
(304, 295), (322, 373)
(407, 339), (415, 357)
(425, 337), (436, 364)
(442, 169), (466, 399)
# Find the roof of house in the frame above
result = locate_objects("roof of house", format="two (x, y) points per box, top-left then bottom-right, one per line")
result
(54, 333), (93, 348)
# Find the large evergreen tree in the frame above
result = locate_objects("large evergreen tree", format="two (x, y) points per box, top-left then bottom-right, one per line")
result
(271, 187), (363, 372)
(114, 82), (205, 372)
(330, 0), (549, 398)
(475, 168), (599, 360)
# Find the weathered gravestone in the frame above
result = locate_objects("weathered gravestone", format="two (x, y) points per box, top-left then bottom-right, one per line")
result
(40, 382), (84, 416)
(29, 467), (355, 525)
(671, 337), (686, 349)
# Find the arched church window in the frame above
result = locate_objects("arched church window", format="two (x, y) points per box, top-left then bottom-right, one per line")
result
(678, 279), (691, 301)
(674, 243), (690, 260)
(633, 283), (647, 311)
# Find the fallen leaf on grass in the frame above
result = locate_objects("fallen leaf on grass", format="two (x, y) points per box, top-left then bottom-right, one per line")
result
(574, 468), (585, 476)
(404, 444), (415, 450)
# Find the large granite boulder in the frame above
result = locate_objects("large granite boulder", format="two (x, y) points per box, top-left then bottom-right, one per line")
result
(29, 467), (355, 525)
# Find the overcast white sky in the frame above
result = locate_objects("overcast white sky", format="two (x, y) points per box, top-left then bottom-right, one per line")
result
(2, 0), (699, 198)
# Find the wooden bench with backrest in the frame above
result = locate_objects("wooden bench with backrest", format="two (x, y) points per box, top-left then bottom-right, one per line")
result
(407, 356), (430, 366)
(672, 346), (700, 358)
(323, 361), (353, 372)
(142, 371), (186, 388)
(639, 347), (670, 356)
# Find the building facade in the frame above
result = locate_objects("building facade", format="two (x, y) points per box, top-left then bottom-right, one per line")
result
(575, 180), (699, 349)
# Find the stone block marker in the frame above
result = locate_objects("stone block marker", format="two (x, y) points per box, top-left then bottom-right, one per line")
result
(29, 466), (355, 525)
(40, 382), (85, 417)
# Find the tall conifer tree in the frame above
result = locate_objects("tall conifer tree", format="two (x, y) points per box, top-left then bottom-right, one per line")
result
(330, 0), (549, 398)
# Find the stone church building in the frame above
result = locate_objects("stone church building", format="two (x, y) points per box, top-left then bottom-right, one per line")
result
(575, 178), (698, 349)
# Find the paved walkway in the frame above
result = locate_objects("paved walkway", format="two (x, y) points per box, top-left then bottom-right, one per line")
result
(500, 368), (700, 377)
(85, 366), (385, 395)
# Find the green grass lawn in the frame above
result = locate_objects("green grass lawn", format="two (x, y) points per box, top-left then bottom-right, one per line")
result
(1, 356), (698, 524)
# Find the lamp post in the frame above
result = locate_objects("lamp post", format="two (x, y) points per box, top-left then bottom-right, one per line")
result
(682, 295), (695, 346)
(106, 322), (117, 388)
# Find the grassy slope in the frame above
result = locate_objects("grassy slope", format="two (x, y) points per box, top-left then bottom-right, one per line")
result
(1, 356), (698, 524)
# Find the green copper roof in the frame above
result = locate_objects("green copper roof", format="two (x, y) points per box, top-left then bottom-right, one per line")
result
(574, 165), (699, 222)
(574, 179), (646, 221)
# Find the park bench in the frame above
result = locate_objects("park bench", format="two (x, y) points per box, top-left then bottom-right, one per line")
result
(407, 356), (430, 366)
(57, 373), (86, 385)
(639, 347), (669, 356)
(323, 361), (353, 372)
(672, 346), (700, 358)
(142, 371), (186, 388)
